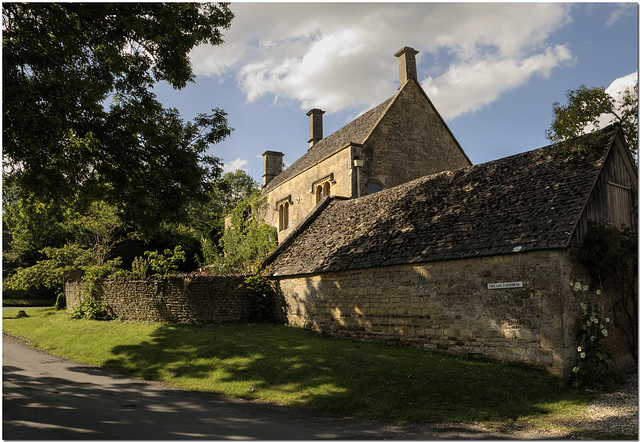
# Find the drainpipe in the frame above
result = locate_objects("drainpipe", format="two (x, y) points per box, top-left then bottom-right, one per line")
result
(353, 158), (364, 197)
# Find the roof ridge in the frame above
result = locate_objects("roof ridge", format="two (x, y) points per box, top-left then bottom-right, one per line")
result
(327, 125), (618, 208)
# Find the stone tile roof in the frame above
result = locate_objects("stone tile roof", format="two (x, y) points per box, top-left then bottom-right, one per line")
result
(265, 126), (618, 277)
(263, 95), (396, 192)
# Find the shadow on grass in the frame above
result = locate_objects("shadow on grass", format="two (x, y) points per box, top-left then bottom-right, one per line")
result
(102, 322), (588, 424)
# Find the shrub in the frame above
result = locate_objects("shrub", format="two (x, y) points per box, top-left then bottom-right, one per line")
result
(55, 293), (66, 310)
(70, 298), (112, 321)
(243, 272), (277, 321)
(572, 223), (637, 360)
(144, 246), (185, 276)
(570, 291), (620, 390)
(214, 192), (278, 275)
(131, 255), (150, 278)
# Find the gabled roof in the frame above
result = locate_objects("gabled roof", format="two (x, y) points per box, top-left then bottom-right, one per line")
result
(263, 95), (395, 192)
(265, 126), (619, 277)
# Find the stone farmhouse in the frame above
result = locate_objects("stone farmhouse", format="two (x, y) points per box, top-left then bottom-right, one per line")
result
(259, 47), (638, 376)
(261, 47), (471, 242)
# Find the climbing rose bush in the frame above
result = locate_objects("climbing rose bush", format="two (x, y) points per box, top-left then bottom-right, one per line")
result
(571, 283), (614, 389)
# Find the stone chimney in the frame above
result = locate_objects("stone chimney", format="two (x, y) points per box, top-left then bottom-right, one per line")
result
(394, 46), (419, 85)
(307, 108), (325, 149)
(262, 150), (284, 187)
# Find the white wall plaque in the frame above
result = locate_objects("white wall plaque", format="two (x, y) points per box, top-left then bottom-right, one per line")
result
(488, 281), (523, 289)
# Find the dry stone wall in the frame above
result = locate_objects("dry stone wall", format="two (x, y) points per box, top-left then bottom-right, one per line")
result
(274, 250), (594, 377)
(65, 275), (254, 323)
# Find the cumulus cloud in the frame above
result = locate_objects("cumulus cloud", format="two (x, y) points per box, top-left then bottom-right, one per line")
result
(568, 71), (639, 135)
(222, 157), (248, 174)
(606, 72), (638, 99)
(592, 71), (639, 128)
(424, 45), (574, 119)
(191, 3), (574, 119)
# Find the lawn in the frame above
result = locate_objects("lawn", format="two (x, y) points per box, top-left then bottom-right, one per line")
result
(3, 307), (605, 432)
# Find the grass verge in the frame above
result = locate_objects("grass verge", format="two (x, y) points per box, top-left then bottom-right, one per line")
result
(2, 308), (622, 434)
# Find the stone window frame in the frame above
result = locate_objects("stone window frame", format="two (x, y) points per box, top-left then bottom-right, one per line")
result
(276, 195), (292, 231)
(366, 179), (384, 195)
(311, 173), (335, 204)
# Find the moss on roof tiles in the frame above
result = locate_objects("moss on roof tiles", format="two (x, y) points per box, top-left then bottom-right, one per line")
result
(267, 126), (617, 277)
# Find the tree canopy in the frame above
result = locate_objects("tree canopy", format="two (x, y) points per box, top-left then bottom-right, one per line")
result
(3, 3), (234, 228)
(546, 83), (638, 159)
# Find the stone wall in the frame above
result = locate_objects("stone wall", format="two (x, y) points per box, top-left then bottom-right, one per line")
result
(65, 275), (254, 323)
(273, 249), (631, 377)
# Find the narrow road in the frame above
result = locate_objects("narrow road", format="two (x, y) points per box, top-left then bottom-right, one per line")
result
(3, 335), (554, 440)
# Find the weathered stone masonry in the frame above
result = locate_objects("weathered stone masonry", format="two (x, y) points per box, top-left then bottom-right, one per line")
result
(273, 250), (590, 377)
(65, 275), (254, 323)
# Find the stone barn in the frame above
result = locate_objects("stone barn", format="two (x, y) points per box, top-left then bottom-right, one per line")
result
(263, 124), (637, 377)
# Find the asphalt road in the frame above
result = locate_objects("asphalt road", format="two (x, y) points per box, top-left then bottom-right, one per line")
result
(3, 334), (544, 440)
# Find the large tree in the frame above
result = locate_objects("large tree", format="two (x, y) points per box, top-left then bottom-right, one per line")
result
(546, 83), (638, 159)
(3, 3), (234, 229)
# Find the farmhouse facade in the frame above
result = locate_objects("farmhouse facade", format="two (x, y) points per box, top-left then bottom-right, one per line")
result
(260, 47), (471, 242)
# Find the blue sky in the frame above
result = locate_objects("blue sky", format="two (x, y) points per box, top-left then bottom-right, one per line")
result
(153, 2), (638, 185)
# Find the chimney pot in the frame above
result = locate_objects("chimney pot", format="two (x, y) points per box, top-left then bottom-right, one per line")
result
(306, 108), (325, 149)
(394, 46), (419, 85)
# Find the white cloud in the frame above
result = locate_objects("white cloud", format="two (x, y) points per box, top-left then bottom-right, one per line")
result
(424, 45), (575, 119)
(191, 3), (574, 119)
(593, 72), (639, 128)
(571, 71), (639, 134)
(605, 4), (636, 26)
(605, 72), (638, 99)
(222, 157), (248, 174)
